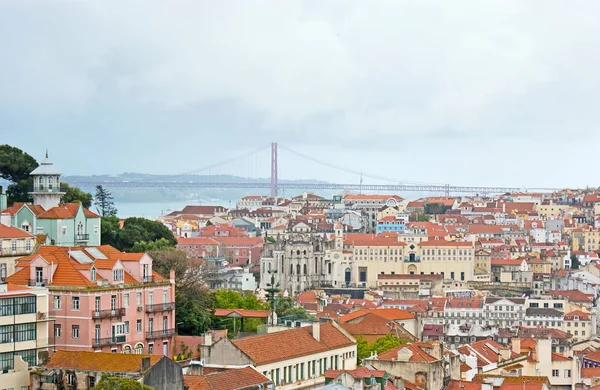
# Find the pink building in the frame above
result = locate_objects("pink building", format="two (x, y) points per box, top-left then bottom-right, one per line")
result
(6, 245), (175, 356)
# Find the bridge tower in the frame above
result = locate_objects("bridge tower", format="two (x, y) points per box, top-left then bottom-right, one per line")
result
(270, 142), (278, 197)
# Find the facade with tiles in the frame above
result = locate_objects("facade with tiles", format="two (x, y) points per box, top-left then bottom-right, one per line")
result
(5, 245), (175, 357)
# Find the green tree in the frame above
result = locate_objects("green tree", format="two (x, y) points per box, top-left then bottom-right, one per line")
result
(0, 145), (38, 183)
(94, 185), (118, 216)
(61, 183), (93, 208)
(273, 295), (309, 318)
(150, 249), (215, 335)
(356, 334), (406, 363)
(101, 217), (177, 252)
(206, 220), (213, 226)
(571, 254), (581, 270)
(214, 290), (269, 334)
(94, 376), (153, 390)
(424, 203), (450, 215)
(5, 179), (32, 204)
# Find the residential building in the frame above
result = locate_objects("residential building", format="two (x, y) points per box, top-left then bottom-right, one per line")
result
(376, 214), (408, 234)
(363, 341), (460, 390)
(564, 310), (593, 342)
(524, 308), (563, 329)
(443, 298), (484, 326)
(184, 366), (273, 390)
(34, 350), (184, 389)
(0, 225), (37, 280)
(0, 282), (51, 390)
(375, 274), (443, 299)
(338, 308), (417, 342)
(323, 367), (402, 390)
(483, 297), (526, 328)
(1, 202), (101, 247)
(343, 195), (404, 232)
(199, 321), (357, 390)
(5, 245), (175, 356)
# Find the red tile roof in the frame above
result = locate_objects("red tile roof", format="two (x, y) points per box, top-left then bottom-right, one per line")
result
(45, 350), (161, 372)
(184, 367), (270, 390)
(231, 322), (354, 366)
(340, 308), (414, 323)
(377, 342), (438, 362)
(213, 309), (270, 318)
(324, 367), (387, 379)
(0, 225), (34, 239)
(581, 367), (600, 378)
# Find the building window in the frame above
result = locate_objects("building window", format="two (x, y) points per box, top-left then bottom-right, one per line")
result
(72, 297), (80, 311)
(136, 320), (142, 333)
(91, 267), (97, 282)
(54, 324), (61, 338)
(11, 240), (17, 253)
(565, 369), (571, 378)
(0, 264), (6, 281)
(136, 293), (142, 307)
(88, 376), (96, 388)
(113, 269), (124, 282)
(72, 325), (80, 339)
(124, 293), (129, 308)
(67, 374), (76, 385)
(62, 226), (67, 236)
(124, 321), (129, 334)
(135, 343), (144, 354)
(25, 240), (31, 252)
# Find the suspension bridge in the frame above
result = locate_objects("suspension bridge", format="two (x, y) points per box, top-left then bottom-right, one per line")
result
(65, 143), (558, 197)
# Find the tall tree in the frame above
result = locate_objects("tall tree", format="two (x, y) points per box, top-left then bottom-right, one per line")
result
(94, 185), (117, 216)
(61, 183), (93, 208)
(0, 145), (38, 183)
(150, 249), (215, 335)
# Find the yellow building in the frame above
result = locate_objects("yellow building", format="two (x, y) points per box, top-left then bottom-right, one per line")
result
(535, 204), (574, 220)
(474, 248), (491, 274)
(572, 227), (600, 252)
(564, 310), (592, 343)
(526, 257), (552, 274)
(345, 235), (475, 287)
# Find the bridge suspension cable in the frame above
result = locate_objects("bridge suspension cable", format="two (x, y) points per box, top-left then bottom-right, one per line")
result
(278, 144), (446, 186)
(180, 144), (270, 176)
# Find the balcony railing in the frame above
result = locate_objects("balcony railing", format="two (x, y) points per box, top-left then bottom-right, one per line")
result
(146, 329), (175, 340)
(0, 248), (33, 257)
(30, 185), (67, 193)
(142, 276), (154, 283)
(92, 335), (126, 347)
(75, 234), (90, 241)
(145, 302), (175, 313)
(28, 279), (48, 287)
(92, 308), (126, 320)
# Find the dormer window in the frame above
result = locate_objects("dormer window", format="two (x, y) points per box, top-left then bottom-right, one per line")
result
(91, 267), (97, 282)
(113, 269), (124, 282)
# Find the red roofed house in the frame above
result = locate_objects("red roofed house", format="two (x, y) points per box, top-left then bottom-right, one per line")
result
(199, 320), (357, 389)
(338, 308), (417, 342)
(5, 245), (175, 356)
(0, 224), (38, 280)
(363, 341), (461, 390)
(1, 155), (102, 248)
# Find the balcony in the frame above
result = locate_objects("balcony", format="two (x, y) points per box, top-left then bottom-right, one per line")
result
(145, 302), (175, 313)
(142, 276), (154, 283)
(75, 234), (89, 242)
(92, 335), (126, 347)
(0, 248), (33, 257)
(28, 279), (48, 287)
(29, 185), (67, 194)
(92, 308), (126, 320)
(146, 329), (175, 340)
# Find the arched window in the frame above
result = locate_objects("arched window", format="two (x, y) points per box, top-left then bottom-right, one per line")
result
(290, 263), (294, 274)
(123, 345), (132, 354)
(268, 263), (271, 271)
(303, 264), (307, 274)
(90, 267), (96, 282)
(296, 264), (300, 275)
(345, 268), (351, 283)
(303, 250), (307, 255)
(134, 343), (144, 354)
(297, 250), (300, 256)
(77, 222), (84, 234)
(315, 258), (318, 272)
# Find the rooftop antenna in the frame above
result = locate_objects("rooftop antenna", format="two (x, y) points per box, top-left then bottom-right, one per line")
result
(45, 149), (48, 159)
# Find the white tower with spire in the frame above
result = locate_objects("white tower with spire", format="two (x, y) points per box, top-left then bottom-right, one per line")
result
(29, 151), (65, 210)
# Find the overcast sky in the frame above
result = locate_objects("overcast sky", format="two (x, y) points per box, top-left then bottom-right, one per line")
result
(1, 1), (599, 189)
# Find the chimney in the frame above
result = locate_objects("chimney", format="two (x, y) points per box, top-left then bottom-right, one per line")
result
(202, 332), (213, 346)
(141, 357), (151, 372)
(169, 269), (175, 283)
(511, 338), (521, 354)
(312, 320), (320, 342)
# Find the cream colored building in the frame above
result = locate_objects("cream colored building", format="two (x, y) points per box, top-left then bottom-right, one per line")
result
(563, 310), (593, 342)
(0, 281), (51, 389)
(572, 227), (600, 252)
(0, 225), (37, 280)
(535, 203), (574, 220)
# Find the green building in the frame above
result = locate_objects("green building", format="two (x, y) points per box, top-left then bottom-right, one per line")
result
(0, 154), (101, 246)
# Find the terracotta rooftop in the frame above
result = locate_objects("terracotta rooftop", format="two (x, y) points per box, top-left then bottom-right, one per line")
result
(213, 309), (270, 318)
(44, 350), (161, 372)
(0, 224), (34, 239)
(231, 322), (354, 366)
(377, 342), (438, 362)
(183, 367), (271, 390)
